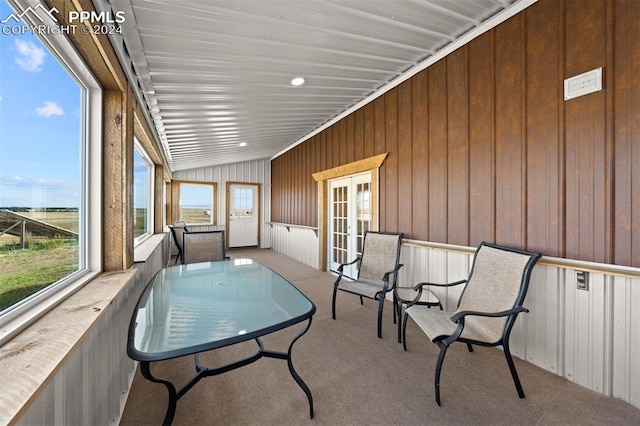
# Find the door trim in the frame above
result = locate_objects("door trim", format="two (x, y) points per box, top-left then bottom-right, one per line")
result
(225, 182), (261, 249)
(328, 172), (372, 276)
(312, 153), (387, 271)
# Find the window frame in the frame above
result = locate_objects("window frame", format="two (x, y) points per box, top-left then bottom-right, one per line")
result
(0, 0), (102, 344)
(133, 138), (155, 245)
(178, 181), (217, 226)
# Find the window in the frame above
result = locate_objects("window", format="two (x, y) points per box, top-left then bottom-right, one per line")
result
(133, 139), (154, 243)
(162, 180), (168, 227)
(0, 0), (101, 340)
(233, 188), (254, 218)
(179, 183), (215, 225)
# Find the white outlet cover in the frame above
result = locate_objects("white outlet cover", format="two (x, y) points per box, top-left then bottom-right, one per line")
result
(564, 67), (602, 101)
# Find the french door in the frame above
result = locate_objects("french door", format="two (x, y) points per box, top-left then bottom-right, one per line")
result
(328, 172), (372, 278)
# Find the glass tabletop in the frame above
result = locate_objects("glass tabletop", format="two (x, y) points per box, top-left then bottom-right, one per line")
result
(128, 259), (315, 361)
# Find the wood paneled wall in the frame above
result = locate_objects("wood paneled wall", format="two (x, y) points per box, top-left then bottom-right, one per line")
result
(271, 0), (640, 267)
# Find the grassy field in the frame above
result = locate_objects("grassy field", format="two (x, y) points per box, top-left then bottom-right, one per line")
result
(0, 210), (79, 246)
(18, 210), (79, 232)
(0, 241), (79, 312)
(181, 208), (212, 224)
(0, 210), (79, 311)
(0, 208), (211, 312)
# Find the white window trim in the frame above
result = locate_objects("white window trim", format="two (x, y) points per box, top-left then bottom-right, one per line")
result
(133, 138), (154, 246)
(0, 0), (102, 345)
(179, 182), (215, 225)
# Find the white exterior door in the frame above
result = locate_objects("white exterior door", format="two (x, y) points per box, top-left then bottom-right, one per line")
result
(328, 172), (372, 278)
(228, 183), (259, 247)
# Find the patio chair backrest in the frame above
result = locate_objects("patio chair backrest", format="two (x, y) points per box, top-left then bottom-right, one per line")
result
(358, 231), (403, 283)
(182, 230), (226, 264)
(456, 242), (539, 343)
(169, 223), (189, 262)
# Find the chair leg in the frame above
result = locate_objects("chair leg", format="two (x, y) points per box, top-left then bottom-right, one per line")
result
(376, 295), (384, 338)
(392, 293), (397, 325)
(359, 295), (364, 305)
(434, 342), (449, 406)
(466, 343), (473, 352)
(402, 312), (409, 351)
(331, 284), (339, 320)
(503, 342), (526, 398)
(396, 300), (402, 344)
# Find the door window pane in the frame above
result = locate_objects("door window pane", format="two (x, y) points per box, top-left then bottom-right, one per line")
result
(233, 188), (253, 217)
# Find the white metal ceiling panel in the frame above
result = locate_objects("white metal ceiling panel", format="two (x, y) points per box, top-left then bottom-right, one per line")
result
(107, 0), (529, 171)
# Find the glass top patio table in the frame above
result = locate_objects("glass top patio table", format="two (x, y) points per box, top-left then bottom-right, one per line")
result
(127, 258), (316, 424)
(128, 258), (316, 362)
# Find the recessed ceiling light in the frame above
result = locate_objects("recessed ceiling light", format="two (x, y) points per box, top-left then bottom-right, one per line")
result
(239, 142), (247, 147)
(290, 77), (305, 86)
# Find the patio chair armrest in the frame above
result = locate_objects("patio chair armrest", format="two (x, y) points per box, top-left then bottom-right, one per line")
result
(413, 279), (467, 290)
(396, 284), (423, 306)
(337, 257), (361, 272)
(442, 307), (530, 346)
(450, 306), (529, 323)
(381, 263), (404, 283)
(373, 264), (404, 299)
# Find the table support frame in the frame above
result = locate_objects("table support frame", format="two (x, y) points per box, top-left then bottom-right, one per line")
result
(139, 317), (314, 425)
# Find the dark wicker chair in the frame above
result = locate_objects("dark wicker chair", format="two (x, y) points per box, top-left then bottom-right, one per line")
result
(331, 231), (403, 338)
(400, 241), (541, 405)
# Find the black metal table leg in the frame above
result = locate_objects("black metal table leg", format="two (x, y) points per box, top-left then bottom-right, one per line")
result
(287, 318), (314, 419)
(140, 361), (177, 426)
(263, 317), (314, 419)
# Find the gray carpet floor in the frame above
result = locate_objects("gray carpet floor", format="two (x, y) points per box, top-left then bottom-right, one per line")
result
(120, 248), (640, 425)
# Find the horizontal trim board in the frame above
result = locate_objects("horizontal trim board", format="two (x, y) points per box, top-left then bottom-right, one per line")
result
(402, 239), (640, 279)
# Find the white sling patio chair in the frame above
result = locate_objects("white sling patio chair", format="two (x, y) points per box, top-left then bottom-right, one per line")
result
(401, 241), (541, 405)
(331, 231), (404, 338)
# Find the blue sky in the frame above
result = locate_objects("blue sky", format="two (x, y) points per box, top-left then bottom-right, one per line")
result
(0, 1), (81, 207)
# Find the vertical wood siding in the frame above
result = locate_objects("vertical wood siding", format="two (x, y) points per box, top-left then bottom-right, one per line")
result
(564, 0), (610, 265)
(613, 0), (640, 267)
(526, 0), (563, 259)
(270, 0), (640, 268)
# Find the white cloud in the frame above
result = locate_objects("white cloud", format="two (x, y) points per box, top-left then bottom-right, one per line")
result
(14, 39), (46, 72)
(0, 175), (79, 207)
(0, 174), (76, 189)
(0, 175), (23, 185)
(35, 101), (64, 117)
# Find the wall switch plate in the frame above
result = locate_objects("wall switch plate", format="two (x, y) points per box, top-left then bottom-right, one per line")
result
(576, 270), (589, 291)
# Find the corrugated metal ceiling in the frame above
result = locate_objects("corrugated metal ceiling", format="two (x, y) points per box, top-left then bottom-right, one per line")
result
(107, 0), (532, 171)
